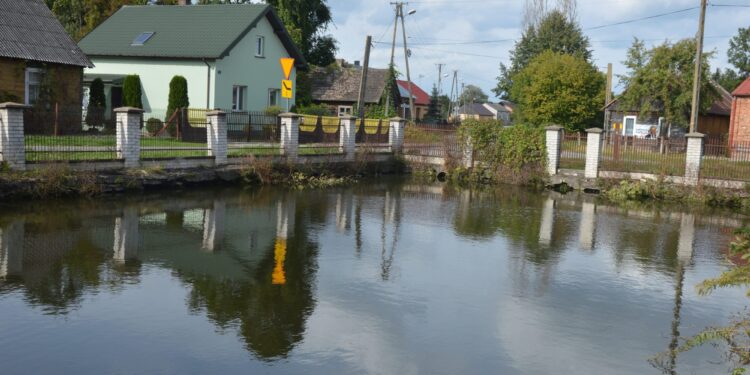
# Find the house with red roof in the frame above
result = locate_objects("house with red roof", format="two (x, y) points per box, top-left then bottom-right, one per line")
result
(729, 77), (750, 147)
(396, 80), (430, 120)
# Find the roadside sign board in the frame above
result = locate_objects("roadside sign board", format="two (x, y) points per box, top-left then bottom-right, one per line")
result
(281, 79), (292, 99)
(280, 58), (294, 80)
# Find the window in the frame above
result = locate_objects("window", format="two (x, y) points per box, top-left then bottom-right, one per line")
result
(131, 32), (155, 46)
(25, 68), (44, 105)
(623, 116), (636, 136)
(337, 105), (353, 117)
(255, 36), (265, 57)
(268, 89), (279, 107)
(232, 85), (247, 111)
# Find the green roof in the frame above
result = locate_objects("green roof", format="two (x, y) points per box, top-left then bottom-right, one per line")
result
(78, 4), (305, 65)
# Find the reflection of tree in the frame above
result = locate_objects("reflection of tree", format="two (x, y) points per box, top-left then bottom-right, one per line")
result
(184, 196), (320, 360)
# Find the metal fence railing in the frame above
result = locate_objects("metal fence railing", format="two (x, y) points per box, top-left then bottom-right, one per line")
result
(403, 123), (461, 159)
(226, 110), (280, 157)
(560, 132), (586, 170)
(601, 134), (686, 176)
(356, 119), (390, 153)
(701, 138), (750, 181)
(141, 108), (208, 159)
(298, 115), (342, 155)
(23, 105), (119, 162)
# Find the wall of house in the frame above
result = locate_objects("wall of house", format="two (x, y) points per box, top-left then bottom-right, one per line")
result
(86, 57), (214, 119)
(730, 97), (750, 146)
(215, 16), (296, 112)
(697, 114), (729, 138)
(0, 57), (82, 109)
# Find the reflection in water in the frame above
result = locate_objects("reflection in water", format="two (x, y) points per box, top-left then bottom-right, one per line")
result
(0, 184), (744, 374)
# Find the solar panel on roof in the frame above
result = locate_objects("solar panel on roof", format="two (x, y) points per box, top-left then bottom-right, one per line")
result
(131, 32), (155, 46)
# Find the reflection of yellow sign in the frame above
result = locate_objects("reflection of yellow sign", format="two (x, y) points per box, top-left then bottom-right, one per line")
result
(280, 58), (295, 80)
(272, 238), (287, 285)
(281, 79), (292, 99)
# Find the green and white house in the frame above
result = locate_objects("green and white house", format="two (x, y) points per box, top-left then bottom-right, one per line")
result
(78, 4), (305, 119)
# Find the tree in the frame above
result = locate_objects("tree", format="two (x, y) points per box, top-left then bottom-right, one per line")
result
(424, 86), (442, 123)
(459, 85), (488, 104)
(618, 38), (717, 129)
(47, 0), (147, 40)
(85, 78), (106, 127)
(167, 75), (189, 120)
(728, 27), (750, 78)
(523, 0), (577, 29)
(713, 68), (744, 92)
(122, 75), (143, 109)
(265, 0), (338, 66)
(437, 94), (451, 120)
(494, 9), (590, 99)
(510, 51), (605, 131)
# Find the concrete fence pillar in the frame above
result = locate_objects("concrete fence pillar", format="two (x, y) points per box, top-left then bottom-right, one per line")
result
(0, 102), (27, 170)
(113, 207), (139, 262)
(389, 117), (406, 154)
(279, 112), (300, 162)
(463, 136), (474, 168)
(545, 125), (563, 176)
(585, 128), (604, 179)
(206, 110), (227, 165)
(339, 115), (357, 161)
(115, 107), (143, 168)
(685, 133), (705, 186)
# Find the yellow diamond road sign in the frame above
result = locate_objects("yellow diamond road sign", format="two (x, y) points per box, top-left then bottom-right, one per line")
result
(280, 58), (294, 80)
(281, 79), (292, 99)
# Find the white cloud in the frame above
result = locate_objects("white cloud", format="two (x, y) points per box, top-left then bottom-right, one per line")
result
(327, 0), (750, 98)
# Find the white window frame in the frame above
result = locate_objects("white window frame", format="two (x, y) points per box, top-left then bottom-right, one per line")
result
(232, 85), (247, 112)
(255, 36), (265, 57)
(623, 115), (637, 136)
(25, 67), (44, 105)
(337, 105), (353, 117)
(268, 88), (279, 107)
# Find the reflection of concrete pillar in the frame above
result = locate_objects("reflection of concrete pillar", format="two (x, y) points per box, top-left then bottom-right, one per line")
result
(384, 191), (397, 224)
(114, 208), (139, 262)
(277, 196), (296, 240)
(202, 200), (226, 252)
(677, 213), (695, 263)
(539, 198), (555, 246)
(336, 191), (354, 232)
(0, 221), (24, 278)
(579, 201), (596, 251)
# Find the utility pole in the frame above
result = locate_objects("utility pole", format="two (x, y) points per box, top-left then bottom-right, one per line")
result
(384, 4), (400, 117)
(603, 63), (612, 133)
(356, 35), (372, 119)
(688, 0), (708, 134)
(449, 70), (458, 121)
(398, 3), (416, 123)
(436, 63), (445, 94)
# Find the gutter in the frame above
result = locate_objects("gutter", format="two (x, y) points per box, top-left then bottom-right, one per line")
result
(203, 59), (211, 109)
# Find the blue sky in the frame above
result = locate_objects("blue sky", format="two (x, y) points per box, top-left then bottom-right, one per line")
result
(324, 0), (750, 99)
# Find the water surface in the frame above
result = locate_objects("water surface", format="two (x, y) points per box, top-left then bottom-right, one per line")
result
(0, 182), (747, 374)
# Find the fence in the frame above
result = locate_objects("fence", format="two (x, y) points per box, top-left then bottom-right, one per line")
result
(140, 109), (209, 159)
(356, 119), (390, 152)
(23, 105), (119, 162)
(560, 132), (586, 170)
(225, 110), (280, 157)
(403, 123), (461, 159)
(701, 138), (750, 181)
(599, 134), (686, 176)
(298, 115), (342, 155)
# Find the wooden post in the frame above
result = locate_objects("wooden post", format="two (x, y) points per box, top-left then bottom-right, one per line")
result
(688, 0), (708, 134)
(356, 36), (372, 119)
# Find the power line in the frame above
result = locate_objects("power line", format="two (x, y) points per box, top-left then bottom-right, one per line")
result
(584, 6), (699, 30)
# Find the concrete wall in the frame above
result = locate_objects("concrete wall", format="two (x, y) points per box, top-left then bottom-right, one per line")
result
(214, 16), (296, 112)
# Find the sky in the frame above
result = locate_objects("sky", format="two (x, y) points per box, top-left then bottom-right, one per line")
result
(324, 0), (750, 100)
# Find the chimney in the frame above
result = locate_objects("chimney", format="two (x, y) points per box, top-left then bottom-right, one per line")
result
(354, 60), (361, 68)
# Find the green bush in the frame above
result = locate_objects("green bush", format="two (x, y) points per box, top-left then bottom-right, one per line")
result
(145, 117), (163, 135)
(85, 78), (106, 127)
(459, 120), (545, 170)
(122, 75), (143, 108)
(296, 103), (331, 116)
(166, 75), (189, 120)
(264, 105), (284, 116)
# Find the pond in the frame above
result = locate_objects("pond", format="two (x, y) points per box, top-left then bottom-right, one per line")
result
(0, 181), (746, 374)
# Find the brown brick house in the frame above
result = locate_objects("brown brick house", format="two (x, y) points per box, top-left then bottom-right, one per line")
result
(729, 77), (750, 147)
(0, 0), (92, 131)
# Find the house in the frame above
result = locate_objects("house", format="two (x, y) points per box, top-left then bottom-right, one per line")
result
(454, 102), (513, 123)
(395, 80), (430, 120)
(308, 60), (392, 117)
(78, 4), (305, 119)
(604, 82), (733, 139)
(729, 77), (750, 147)
(0, 0), (92, 109)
